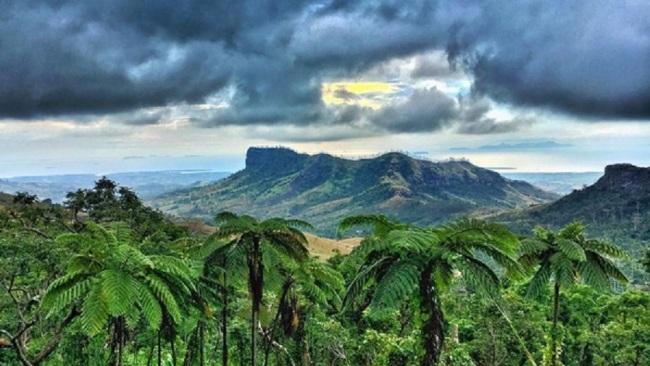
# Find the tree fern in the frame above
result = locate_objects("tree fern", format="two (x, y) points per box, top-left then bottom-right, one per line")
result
(339, 216), (520, 366)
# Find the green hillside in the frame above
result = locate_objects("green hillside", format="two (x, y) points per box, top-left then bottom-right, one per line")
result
(497, 163), (650, 279)
(152, 147), (557, 234)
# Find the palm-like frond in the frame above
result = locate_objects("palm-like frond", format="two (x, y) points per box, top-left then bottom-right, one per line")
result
(337, 214), (404, 238)
(457, 255), (500, 296)
(521, 222), (628, 301)
(100, 269), (138, 316)
(136, 282), (163, 330)
(386, 229), (437, 257)
(342, 256), (394, 310)
(264, 231), (309, 262)
(526, 261), (552, 299)
(556, 238), (586, 262)
(370, 259), (419, 310)
(581, 239), (628, 259)
(79, 286), (109, 335)
(143, 273), (183, 323)
(44, 222), (200, 338)
(519, 238), (550, 256)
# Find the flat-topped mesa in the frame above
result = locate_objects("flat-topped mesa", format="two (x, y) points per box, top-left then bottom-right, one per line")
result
(603, 163), (650, 178)
(245, 147), (309, 176)
(598, 164), (650, 191)
(154, 146), (557, 233)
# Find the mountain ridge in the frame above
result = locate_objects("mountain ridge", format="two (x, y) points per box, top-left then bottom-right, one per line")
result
(496, 163), (650, 275)
(153, 147), (557, 234)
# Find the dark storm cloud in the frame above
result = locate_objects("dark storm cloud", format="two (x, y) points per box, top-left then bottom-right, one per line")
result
(369, 89), (530, 134)
(2, 0), (650, 128)
(445, 1), (650, 119)
(370, 88), (457, 133)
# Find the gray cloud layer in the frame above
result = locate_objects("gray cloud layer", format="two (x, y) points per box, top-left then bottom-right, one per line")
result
(2, 0), (649, 131)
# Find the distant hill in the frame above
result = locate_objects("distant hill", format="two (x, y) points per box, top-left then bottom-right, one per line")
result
(152, 147), (557, 234)
(497, 164), (650, 278)
(0, 170), (230, 202)
(501, 172), (601, 195)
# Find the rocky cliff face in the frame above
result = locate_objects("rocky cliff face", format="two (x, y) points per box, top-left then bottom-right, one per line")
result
(153, 147), (557, 234)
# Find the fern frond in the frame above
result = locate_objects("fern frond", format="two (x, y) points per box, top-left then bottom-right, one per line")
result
(556, 239), (586, 262)
(144, 273), (182, 323)
(519, 238), (549, 256)
(342, 256), (393, 309)
(370, 260), (419, 311)
(337, 215), (402, 238)
(151, 255), (197, 291)
(115, 244), (154, 268)
(457, 255), (500, 296)
(42, 275), (93, 315)
(79, 286), (109, 336)
(100, 269), (137, 316)
(136, 282), (163, 330)
(526, 262), (552, 299)
(550, 252), (577, 287)
(581, 239), (628, 259)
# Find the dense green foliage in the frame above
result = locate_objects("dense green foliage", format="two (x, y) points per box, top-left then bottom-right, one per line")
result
(1, 178), (649, 365)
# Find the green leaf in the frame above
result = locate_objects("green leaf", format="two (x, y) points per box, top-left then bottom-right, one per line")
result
(79, 286), (109, 335)
(556, 238), (586, 262)
(370, 260), (419, 311)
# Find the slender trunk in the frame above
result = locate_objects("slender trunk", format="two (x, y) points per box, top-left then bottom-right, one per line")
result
(170, 336), (177, 366)
(200, 322), (205, 366)
(110, 317), (125, 366)
(146, 337), (155, 366)
(251, 303), (258, 366)
(222, 262), (229, 366)
(551, 281), (561, 366)
(419, 264), (445, 366)
(264, 277), (294, 366)
(119, 318), (125, 366)
(157, 332), (162, 366)
(248, 237), (263, 366)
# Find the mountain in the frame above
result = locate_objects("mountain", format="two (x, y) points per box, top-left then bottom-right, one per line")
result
(500, 164), (650, 228)
(497, 164), (650, 278)
(0, 170), (230, 202)
(152, 147), (557, 234)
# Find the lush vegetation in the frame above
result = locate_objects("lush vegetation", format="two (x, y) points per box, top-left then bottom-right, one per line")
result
(1, 179), (649, 366)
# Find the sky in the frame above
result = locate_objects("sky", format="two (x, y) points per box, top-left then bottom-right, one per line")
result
(2, 0), (650, 177)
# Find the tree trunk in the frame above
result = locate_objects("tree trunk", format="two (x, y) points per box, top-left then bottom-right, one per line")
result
(419, 264), (445, 366)
(222, 261), (229, 366)
(157, 332), (162, 366)
(264, 277), (294, 366)
(170, 336), (177, 366)
(200, 322), (205, 366)
(248, 237), (263, 366)
(551, 281), (561, 366)
(146, 337), (155, 366)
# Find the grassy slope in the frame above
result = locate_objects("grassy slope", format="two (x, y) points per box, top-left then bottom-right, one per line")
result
(153, 148), (557, 235)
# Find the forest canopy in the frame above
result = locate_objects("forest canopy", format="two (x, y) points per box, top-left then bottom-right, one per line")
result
(1, 179), (648, 366)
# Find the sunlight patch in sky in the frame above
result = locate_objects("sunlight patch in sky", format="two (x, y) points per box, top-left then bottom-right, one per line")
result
(321, 81), (397, 109)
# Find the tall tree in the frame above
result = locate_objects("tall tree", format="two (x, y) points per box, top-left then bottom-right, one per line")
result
(211, 212), (311, 366)
(518, 222), (628, 366)
(262, 258), (344, 366)
(340, 215), (521, 366)
(41, 223), (197, 366)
